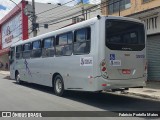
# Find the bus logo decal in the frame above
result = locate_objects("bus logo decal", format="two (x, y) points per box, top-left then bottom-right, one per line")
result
(80, 57), (93, 66)
(24, 59), (32, 77)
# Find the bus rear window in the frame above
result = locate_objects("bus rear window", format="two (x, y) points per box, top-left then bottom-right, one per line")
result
(106, 19), (145, 51)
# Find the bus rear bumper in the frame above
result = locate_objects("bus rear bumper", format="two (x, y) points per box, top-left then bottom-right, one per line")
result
(95, 77), (146, 91)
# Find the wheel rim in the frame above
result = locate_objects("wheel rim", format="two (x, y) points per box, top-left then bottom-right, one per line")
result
(16, 74), (20, 83)
(55, 78), (62, 93)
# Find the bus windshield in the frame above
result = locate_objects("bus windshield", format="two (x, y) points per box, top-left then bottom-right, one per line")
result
(106, 19), (145, 51)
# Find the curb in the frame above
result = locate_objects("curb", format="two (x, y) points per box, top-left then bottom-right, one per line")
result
(104, 90), (160, 101)
(0, 73), (10, 75)
(126, 91), (160, 101)
(0, 72), (10, 76)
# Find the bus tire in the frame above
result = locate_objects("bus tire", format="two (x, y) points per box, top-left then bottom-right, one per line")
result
(15, 71), (22, 84)
(53, 75), (64, 96)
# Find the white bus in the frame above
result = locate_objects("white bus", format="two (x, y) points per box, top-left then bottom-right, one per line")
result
(9, 15), (147, 96)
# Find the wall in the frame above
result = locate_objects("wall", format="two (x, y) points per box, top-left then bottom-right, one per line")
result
(101, 0), (160, 16)
(0, 0), (28, 50)
(28, 2), (101, 38)
(0, 54), (9, 70)
(1, 12), (22, 49)
(0, 0), (28, 71)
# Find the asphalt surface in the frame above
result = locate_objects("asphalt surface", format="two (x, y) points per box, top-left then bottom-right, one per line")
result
(0, 74), (160, 120)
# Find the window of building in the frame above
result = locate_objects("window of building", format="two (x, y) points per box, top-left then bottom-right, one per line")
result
(142, 16), (158, 30)
(42, 37), (55, 57)
(142, 0), (152, 3)
(73, 27), (91, 55)
(108, 0), (131, 14)
(113, 0), (119, 12)
(31, 40), (42, 58)
(16, 45), (22, 59)
(56, 32), (73, 56)
(23, 43), (31, 59)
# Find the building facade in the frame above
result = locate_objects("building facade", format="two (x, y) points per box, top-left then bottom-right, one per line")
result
(0, 0), (28, 70)
(101, 0), (160, 81)
(0, 0), (100, 70)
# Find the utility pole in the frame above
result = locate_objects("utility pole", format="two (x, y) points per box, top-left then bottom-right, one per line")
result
(32, 0), (37, 37)
(81, 0), (85, 20)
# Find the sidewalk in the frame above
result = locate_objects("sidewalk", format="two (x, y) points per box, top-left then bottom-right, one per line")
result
(128, 81), (160, 100)
(0, 70), (160, 100)
(0, 70), (10, 75)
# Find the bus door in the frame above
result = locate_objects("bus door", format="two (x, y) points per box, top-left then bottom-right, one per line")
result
(9, 47), (15, 79)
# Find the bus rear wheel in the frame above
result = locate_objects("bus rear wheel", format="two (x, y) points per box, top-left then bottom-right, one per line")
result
(15, 72), (22, 84)
(53, 75), (64, 96)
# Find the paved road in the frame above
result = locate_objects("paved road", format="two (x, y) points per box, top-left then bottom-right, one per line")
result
(0, 74), (160, 119)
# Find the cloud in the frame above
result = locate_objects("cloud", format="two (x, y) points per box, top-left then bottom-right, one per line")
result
(0, 0), (17, 20)
(0, 0), (18, 9)
(0, 5), (7, 10)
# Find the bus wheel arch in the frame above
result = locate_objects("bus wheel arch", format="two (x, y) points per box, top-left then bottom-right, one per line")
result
(52, 73), (65, 96)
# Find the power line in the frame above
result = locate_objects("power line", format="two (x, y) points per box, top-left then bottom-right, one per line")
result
(40, 0), (108, 26)
(37, 4), (79, 22)
(36, 0), (76, 15)
(2, 0), (120, 45)
(37, 0), (100, 23)
(10, 2), (99, 41)
(44, 7), (100, 24)
(37, 0), (126, 26)
(4, 0), (122, 44)
(8, 0), (21, 9)
(37, 0), (101, 24)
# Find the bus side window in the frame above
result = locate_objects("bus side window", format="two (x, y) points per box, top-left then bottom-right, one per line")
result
(55, 32), (73, 56)
(31, 40), (42, 58)
(16, 45), (22, 59)
(73, 27), (91, 55)
(42, 37), (54, 57)
(23, 43), (31, 59)
(9, 47), (15, 64)
(10, 47), (15, 60)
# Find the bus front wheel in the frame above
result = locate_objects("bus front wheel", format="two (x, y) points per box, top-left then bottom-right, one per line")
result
(53, 75), (64, 96)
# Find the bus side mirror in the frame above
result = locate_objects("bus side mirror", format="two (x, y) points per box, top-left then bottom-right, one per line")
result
(9, 59), (14, 64)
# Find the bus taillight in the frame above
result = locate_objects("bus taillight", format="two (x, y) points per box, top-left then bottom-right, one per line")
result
(100, 59), (108, 79)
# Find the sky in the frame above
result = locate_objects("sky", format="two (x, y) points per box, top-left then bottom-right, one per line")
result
(0, 0), (100, 20)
